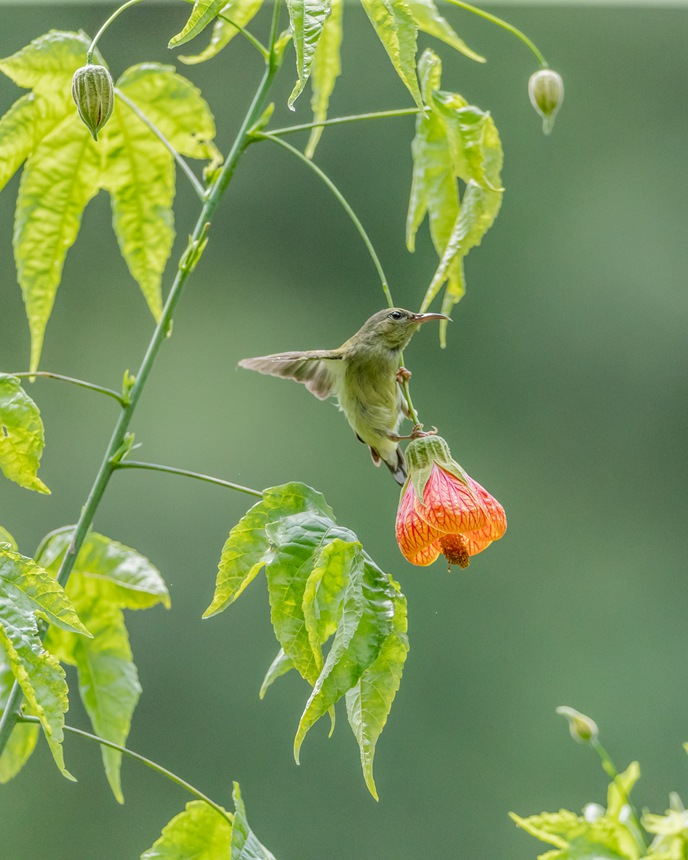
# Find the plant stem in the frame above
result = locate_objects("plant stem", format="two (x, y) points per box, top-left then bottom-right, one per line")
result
(87, 0), (146, 64)
(445, 0), (548, 68)
(115, 461), (262, 498)
(267, 107), (420, 137)
(0, 0), (284, 760)
(115, 89), (207, 201)
(257, 132), (394, 308)
(590, 736), (648, 850)
(8, 372), (125, 405)
(17, 716), (232, 825)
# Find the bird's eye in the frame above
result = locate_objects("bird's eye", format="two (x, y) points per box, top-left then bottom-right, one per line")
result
(389, 311), (404, 321)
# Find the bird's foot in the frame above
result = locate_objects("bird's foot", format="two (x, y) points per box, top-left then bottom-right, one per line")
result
(395, 366), (412, 384)
(387, 424), (438, 443)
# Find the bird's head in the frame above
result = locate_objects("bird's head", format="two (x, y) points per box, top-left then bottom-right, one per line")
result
(355, 308), (451, 351)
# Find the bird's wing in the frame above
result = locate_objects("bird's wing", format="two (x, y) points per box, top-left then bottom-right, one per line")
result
(238, 350), (341, 401)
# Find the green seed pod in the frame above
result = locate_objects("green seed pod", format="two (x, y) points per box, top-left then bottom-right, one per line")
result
(556, 706), (599, 744)
(528, 69), (564, 135)
(71, 64), (114, 141)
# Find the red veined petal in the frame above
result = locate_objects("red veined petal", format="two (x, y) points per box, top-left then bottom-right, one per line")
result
(415, 465), (488, 534)
(396, 481), (444, 565)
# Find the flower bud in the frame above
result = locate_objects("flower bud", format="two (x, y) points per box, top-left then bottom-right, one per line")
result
(528, 68), (564, 135)
(71, 64), (114, 141)
(556, 706), (599, 744)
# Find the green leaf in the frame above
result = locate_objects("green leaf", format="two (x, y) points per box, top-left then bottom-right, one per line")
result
(360, 0), (422, 108)
(0, 546), (91, 779)
(305, 0), (343, 158)
(295, 542), (395, 762)
(406, 0), (485, 62)
(0, 95), (39, 194)
(179, 0), (265, 65)
(259, 648), (293, 699)
(0, 526), (17, 551)
(345, 576), (408, 800)
(141, 800), (232, 859)
(0, 30), (92, 94)
(39, 529), (169, 801)
(169, 0), (228, 48)
(15, 116), (102, 373)
(0, 375), (49, 493)
(204, 482), (333, 618)
(231, 782), (278, 860)
(286, 0), (332, 109)
(0, 642), (39, 782)
(117, 64), (219, 160)
(302, 538), (351, 670)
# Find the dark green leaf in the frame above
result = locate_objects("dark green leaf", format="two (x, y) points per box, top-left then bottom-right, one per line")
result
(141, 800), (232, 859)
(0, 375), (49, 493)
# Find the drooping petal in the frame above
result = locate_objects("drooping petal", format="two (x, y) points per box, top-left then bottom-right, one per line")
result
(415, 465), (488, 534)
(395, 481), (443, 566)
(462, 477), (506, 555)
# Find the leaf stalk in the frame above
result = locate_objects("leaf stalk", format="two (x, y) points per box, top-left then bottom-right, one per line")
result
(87, 0), (147, 64)
(115, 460), (262, 498)
(8, 371), (125, 405)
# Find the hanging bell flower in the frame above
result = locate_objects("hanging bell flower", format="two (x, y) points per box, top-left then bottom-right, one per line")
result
(528, 68), (564, 135)
(395, 436), (506, 570)
(71, 64), (114, 141)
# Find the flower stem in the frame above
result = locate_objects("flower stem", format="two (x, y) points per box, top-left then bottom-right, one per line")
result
(115, 88), (207, 201)
(256, 131), (394, 308)
(8, 371), (125, 405)
(17, 715), (232, 825)
(0, 0), (284, 761)
(87, 0), (146, 64)
(267, 107), (420, 137)
(445, 0), (548, 68)
(590, 737), (648, 850)
(115, 460), (262, 498)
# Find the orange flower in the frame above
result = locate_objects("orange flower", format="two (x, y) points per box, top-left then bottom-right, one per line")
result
(395, 436), (506, 569)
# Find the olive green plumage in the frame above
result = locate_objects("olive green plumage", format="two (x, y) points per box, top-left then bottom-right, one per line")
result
(239, 308), (447, 484)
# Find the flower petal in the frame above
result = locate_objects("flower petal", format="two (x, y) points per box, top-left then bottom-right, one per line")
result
(415, 465), (488, 534)
(462, 477), (507, 555)
(395, 481), (443, 565)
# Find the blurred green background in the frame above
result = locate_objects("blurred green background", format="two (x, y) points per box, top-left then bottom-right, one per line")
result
(1, 2), (687, 858)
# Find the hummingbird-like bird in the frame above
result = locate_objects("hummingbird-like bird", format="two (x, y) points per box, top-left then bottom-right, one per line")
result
(238, 308), (449, 484)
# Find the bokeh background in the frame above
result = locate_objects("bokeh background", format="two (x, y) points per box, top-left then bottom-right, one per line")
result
(1, 2), (687, 858)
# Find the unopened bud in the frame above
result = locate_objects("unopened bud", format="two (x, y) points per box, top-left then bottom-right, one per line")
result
(528, 68), (564, 135)
(71, 64), (114, 141)
(556, 706), (599, 743)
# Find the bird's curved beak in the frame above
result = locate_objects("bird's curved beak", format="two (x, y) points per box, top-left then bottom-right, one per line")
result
(413, 312), (452, 324)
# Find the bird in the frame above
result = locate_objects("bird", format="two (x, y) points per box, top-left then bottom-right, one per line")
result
(238, 308), (449, 484)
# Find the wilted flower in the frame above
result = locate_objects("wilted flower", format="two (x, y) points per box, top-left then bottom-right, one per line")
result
(528, 68), (564, 135)
(395, 436), (506, 569)
(71, 64), (114, 141)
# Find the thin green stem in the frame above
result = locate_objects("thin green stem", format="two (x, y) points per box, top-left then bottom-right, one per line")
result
(115, 88), (206, 201)
(590, 737), (649, 850)
(445, 0), (547, 67)
(115, 460), (262, 498)
(87, 0), (146, 64)
(17, 716), (232, 825)
(0, 0), (284, 760)
(180, 0), (269, 59)
(8, 372), (125, 405)
(257, 132), (394, 308)
(268, 107), (420, 137)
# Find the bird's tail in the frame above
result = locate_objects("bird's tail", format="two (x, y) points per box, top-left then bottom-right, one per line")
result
(384, 446), (407, 486)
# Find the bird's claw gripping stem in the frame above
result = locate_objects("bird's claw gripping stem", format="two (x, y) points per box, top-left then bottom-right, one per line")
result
(388, 423), (438, 442)
(396, 366), (412, 384)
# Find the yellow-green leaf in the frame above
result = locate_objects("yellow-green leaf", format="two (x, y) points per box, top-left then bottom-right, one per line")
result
(39, 529), (168, 801)
(0, 30), (92, 94)
(231, 782), (278, 860)
(305, 0), (343, 158)
(14, 116), (101, 372)
(0, 547), (91, 779)
(0, 374), (50, 493)
(259, 648), (293, 699)
(0, 95), (38, 194)
(286, 0), (332, 109)
(406, 0), (484, 62)
(179, 0), (265, 66)
(0, 642), (38, 783)
(141, 799), (233, 859)
(0, 527), (17, 551)
(361, 0), (422, 108)
(169, 0), (229, 49)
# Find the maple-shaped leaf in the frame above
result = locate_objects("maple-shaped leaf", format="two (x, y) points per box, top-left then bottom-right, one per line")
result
(0, 31), (219, 372)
